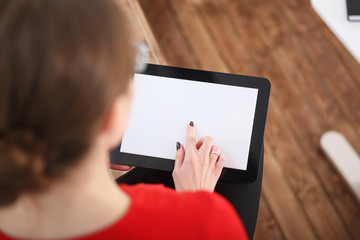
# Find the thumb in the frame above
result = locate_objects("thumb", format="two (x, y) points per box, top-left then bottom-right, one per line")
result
(174, 142), (185, 169)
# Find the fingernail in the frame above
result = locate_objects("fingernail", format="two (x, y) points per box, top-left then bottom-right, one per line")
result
(190, 121), (194, 127)
(176, 142), (180, 150)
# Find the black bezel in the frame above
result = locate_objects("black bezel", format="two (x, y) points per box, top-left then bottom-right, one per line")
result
(110, 64), (270, 182)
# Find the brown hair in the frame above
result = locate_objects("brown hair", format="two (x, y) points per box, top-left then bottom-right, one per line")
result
(0, 0), (135, 206)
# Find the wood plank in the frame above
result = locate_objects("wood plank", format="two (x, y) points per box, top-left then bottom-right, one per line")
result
(138, 0), (197, 68)
(128, 0), (167, 65)
(247, 0), (360, 238)
(302, 1), (360, 88)
(166, 0), (227, 72)
(222, 0), (360, 238)
(114, 0), (158, 64)
(273, 46), (360, 236)
(193, 0), (257, 75)
(262, 146), (317, 240)
(254, 196), (285, 240)
(272, 0), (360, 136)
(266, 98), (352, 239)
(196, 0), (352, 238)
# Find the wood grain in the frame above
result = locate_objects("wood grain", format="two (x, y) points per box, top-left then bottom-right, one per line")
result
(262, 146), (317, 240)
(137, 0), (197, 68)
(199, 0), (355, 238)
(166, 0), (228, 72)
(254, 195), (285, 240)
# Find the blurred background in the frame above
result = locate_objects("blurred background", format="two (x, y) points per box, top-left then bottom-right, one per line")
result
(114, 0), (360, 239)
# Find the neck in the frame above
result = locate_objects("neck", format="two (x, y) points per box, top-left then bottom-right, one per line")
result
(0, 140), (130, 239)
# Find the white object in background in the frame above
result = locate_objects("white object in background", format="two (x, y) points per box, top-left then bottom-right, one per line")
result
(320, 131), (360, 202)
(311, 0), (360, 63)
(121, 73), (259, 171)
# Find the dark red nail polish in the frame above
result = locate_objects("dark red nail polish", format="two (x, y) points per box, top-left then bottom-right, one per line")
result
(176, 142), (180, 150)
(190, 121), (194, 127)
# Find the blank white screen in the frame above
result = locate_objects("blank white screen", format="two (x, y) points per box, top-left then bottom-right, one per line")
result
(120, 74), (258, 170)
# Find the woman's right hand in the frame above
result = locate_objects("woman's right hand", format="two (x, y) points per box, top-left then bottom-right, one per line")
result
(172, 122), (226, 192)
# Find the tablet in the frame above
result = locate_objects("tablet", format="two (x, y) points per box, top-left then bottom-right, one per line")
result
(110, 64), (270, 182)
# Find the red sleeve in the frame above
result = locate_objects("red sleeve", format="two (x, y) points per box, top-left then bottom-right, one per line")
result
(211, 195), (248, 239)
(182, 189), (248, 240)
(120, 184), (248, 240)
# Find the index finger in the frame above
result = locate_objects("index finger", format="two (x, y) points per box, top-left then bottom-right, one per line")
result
(186, 121), (196, 151)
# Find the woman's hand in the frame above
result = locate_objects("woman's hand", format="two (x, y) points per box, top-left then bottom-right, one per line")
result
(172, 122), (226, 192)
(109, 163), (131, 171)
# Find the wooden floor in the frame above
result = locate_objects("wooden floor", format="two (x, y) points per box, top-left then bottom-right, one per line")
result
(118, 0), (360, 239)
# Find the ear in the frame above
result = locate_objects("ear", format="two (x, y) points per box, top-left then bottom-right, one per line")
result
(100, 82), (133, 149)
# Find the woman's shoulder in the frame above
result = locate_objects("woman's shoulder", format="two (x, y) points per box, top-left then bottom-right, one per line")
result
(116, 183), (248, 239)
(121, 183), (233, 213)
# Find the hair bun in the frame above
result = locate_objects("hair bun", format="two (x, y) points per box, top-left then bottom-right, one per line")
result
(0, 129), (49, 206)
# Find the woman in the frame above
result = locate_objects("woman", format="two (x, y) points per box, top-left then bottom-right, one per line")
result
(0, 0), (247, 239)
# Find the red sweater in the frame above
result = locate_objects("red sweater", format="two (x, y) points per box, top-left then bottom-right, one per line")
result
(0, 184), (247, 240)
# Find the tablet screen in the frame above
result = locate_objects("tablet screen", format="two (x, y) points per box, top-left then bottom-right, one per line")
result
(120, 73), (258, 170)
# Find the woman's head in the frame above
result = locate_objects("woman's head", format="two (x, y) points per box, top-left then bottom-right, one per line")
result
(0, 0), (135, 206)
